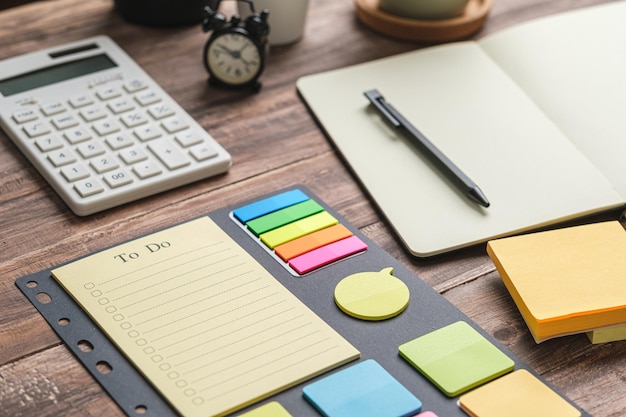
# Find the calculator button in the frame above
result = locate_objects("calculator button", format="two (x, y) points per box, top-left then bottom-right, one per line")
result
(175, 131), (203, 147)
(40, 102), (67, 116)
(135, 91), (160, 106)
(69, 94), (94, 108)
(35, 135), (63, 152)
(103, 168), (133, 188)
(106, 132), (134, 150)
(190, 143), (218, 161)
(90, 155), (120, 173)
(161, 118), (188, 134)
(12, 109), (38, 124)
(108, 98), (135, 114)
(74, 177), (104, 197)
(64, 127), (93, 144)
(120, 111), (148, 128)
(61, 163), (90, 182)
(77, 141), (106, 159)
(124, 79), (148, 93)
(80, 106), (107, 122)
(47, 148), (77, 167)
(96, 86), (122, 101)
(119, 146), (148, 164)
(134, 124), (161, 141)
(148, 140), (190, 170)
(23, 121), (51, 138)
(148, 103), (175, 120)
(132, 161), (162, 179)
(93, 118), (121, 136)
(51, 113), (79, 130)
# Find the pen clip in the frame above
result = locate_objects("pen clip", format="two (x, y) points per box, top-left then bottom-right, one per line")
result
(364, 89), (401, 127)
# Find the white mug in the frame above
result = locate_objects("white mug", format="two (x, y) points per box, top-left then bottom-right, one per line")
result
(379, 0), (470, 20)
(239, 0), (309, 45)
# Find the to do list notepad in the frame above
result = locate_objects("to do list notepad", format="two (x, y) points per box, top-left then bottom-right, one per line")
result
(51, 217), (360, 417)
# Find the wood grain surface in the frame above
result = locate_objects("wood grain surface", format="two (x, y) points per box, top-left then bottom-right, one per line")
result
(1, 0), (624, 416)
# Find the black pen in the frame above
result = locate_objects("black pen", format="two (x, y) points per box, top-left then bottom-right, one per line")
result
(364, 89), (490, 208)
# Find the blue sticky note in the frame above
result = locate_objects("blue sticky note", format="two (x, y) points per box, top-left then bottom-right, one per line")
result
(303, 360), (422, 417)
(233, 189), (309, 223)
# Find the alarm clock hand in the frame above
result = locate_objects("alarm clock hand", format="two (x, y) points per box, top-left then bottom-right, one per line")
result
(217, 44), (253, 66)
(240, 58), (255, 68)
(216, 43), (239, 58)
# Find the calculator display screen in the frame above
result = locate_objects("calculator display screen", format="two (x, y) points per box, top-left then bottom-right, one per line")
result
(0, 54), (117, 97)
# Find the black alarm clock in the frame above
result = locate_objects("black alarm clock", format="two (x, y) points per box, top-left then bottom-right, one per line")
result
(201, 0), (270, 91)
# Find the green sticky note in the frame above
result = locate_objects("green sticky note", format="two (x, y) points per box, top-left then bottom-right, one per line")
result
(399, 321), (514, 397)
(246, 199), (323, 236)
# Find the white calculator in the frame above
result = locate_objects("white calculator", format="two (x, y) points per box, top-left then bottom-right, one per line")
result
(0, 36), (231, 216)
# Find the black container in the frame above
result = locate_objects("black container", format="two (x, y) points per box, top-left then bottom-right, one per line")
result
(114, 0), (217, 27)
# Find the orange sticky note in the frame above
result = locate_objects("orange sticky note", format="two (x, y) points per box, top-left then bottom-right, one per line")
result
(459, 369), (581, 417)
(275, 224), (353, 261)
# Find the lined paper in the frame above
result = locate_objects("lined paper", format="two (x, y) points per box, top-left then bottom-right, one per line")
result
(52, 217), (359, 417)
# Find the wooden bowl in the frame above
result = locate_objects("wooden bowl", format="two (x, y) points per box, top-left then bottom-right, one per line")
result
(354, 0), (494, 42)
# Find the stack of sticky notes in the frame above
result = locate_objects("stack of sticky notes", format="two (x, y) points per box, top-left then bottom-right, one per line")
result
(232, 189), (367, 275)
(487, 221), (626, 343)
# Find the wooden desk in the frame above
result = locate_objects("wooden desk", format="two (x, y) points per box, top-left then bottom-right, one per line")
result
(1, 0), (624, 416)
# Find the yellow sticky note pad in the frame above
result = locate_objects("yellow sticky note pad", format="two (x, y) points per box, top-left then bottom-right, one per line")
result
(238, 402), (292, 417)
(487, 221), (626, 342)
(587, 324), (626, 344)
(459, 369), (581, 417)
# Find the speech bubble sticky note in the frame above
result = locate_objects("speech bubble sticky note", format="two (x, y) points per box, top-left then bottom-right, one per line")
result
(334, 267), (410, 321)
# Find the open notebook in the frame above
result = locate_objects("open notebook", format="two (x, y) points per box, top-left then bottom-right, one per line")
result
(297, 1), (626, 257)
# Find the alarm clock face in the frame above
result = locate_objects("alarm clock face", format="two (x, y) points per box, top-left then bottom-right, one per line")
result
(205, 31), (263, 86)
